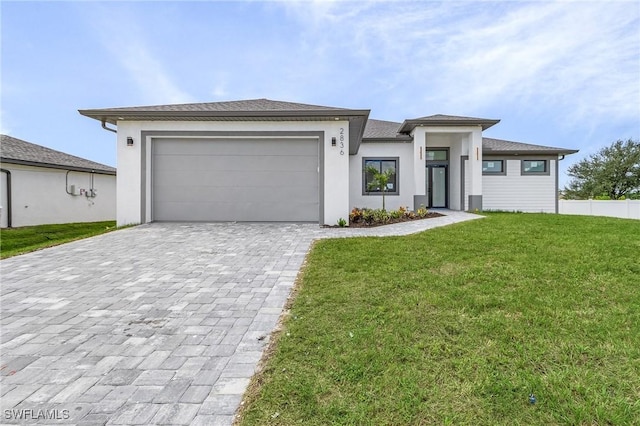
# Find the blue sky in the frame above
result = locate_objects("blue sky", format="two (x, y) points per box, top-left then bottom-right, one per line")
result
(2, 1), (639, 187)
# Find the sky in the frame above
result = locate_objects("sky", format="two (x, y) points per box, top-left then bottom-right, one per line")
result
(2, 0), (639, 187)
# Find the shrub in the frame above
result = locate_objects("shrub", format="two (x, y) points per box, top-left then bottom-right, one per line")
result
(337, 218), (347, 227)
(373, 209), (390, 224)
(389, 209), (403, 219)
(362, 209), (375, 225)
(416, 205), (429, 218)
(350, 207), (364, 223)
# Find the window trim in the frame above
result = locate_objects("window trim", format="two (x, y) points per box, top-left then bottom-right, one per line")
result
(521, 159), (550, 176)
(482, 159), (506, 176)
(362, 157), (400, 196)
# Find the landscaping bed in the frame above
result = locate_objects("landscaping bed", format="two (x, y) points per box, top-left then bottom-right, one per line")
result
(331, 206), (443, 228)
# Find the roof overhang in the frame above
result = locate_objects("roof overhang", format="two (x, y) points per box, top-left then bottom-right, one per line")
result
(399, 118), (500, 133)
(0, 158), (116, 175)
(483, 149), (579, 155)
(78, 108), (371, 155)
(361, 136), (413, 143)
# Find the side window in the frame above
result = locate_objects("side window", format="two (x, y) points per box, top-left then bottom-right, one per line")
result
(482, 160), (505, 175)
(363, 158), (399, 195)
(522, 160), (549, 175)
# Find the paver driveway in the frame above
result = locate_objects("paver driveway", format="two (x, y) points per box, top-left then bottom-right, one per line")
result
(0, 212), (481, 425)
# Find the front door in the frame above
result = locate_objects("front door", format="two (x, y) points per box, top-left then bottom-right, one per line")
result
(426, 165), (448, 208)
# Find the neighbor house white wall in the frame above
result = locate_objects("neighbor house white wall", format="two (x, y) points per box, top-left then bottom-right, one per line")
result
(464, 156), (557, 212)
(349, 142), (414, 211)
(0, 163), (116, 227)
(1, 171), (8, 228)
(116, 120), (350, 226)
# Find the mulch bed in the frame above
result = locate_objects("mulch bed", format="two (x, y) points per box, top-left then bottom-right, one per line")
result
(325, 212), (444, 228)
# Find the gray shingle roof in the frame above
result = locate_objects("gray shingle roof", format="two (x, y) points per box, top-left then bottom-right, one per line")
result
(94, 98), (346, 112)
(79, 98), (371, 156)
(399, 114), (500, 132)
(361, 128), (577, 154)
(482, 137), (578, 154)
(412, 114), (493, 121)
(0, 134), (116, 174)
(363, 119), (408, 139)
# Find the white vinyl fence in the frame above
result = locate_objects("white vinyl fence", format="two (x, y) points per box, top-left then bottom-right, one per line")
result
(559, 200), (640, 220)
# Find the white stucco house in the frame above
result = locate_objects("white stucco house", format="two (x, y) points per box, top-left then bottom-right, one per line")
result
(0, 134), (116, 228)
(79, 99), (578, 227)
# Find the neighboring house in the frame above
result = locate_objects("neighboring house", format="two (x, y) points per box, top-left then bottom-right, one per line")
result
(0, 134), (116, 228)
(79, 99), (577, 227)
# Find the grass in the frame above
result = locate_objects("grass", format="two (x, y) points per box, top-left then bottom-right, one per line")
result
(0, 221), (117, 259)
(238, 213), (640, 425)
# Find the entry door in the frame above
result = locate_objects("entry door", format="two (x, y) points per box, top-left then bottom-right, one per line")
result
(426, 165), (448, 208)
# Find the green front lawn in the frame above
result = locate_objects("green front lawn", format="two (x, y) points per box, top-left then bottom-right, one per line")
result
(0, 221), (117, 259)
(239, 213), (640, 425)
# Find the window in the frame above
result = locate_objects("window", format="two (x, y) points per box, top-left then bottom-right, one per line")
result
(363, 157), (399, 195)
(426, 150), (448, 161)
(482, 160), (505, 175)
(522, 160), (549, 175)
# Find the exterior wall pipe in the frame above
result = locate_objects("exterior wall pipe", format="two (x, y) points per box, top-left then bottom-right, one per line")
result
(1, 168), (12, 228)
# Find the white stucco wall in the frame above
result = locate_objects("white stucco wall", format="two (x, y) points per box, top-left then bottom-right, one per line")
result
(464, 156), (558, 212)
(349, 142), (414, 211)
(424, 133), (468, 211)
(115, 120), (350, 226)
(0, 163), (116, 228)
(417, 126), (482, 211)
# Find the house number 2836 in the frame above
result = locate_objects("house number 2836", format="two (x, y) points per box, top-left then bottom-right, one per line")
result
(339, 128), (345, 155)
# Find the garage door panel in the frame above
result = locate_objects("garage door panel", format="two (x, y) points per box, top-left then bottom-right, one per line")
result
(152, 138), (320, 222)
(156, 138), (318, 156)
(154, 170), (318, 188)
(157, 200), (317, 222)
(161, 155), (318, 173)
(154, 182), (318, 203)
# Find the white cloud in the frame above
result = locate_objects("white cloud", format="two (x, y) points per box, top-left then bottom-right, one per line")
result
(278, 1), (640, 125)
(79, 3), (194, 105)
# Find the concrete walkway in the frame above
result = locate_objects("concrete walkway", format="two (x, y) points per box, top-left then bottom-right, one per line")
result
(0, 210), (481, 425)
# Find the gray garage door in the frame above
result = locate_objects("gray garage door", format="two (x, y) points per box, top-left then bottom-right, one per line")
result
(152, 138), (319, 222)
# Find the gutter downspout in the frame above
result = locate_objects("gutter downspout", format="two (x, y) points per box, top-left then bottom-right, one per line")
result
(101, 120), (117, 133)
(1, 168), (12, 228)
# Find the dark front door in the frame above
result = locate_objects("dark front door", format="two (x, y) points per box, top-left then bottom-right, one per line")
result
(426, 165), (448, 208)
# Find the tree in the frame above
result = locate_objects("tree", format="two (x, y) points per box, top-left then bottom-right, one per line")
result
(366, 165), (394, 210)
(564, 139), (640, 200)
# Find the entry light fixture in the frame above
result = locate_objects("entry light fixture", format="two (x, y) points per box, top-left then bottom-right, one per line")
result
(331, 137), (337, 147)
(127, 137), (134, 146)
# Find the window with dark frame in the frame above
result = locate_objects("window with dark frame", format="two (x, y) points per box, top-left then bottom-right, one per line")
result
(363, 158), (398, 195)
(522, 160), (548, 174)
(482, 160), (504, 174)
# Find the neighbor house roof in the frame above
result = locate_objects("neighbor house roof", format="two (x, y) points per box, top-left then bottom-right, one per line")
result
(79, 98), (370, 155)
(398, 114), (500, 133)
(482, 137), (579, 155)
(0, 134), (116, 174)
